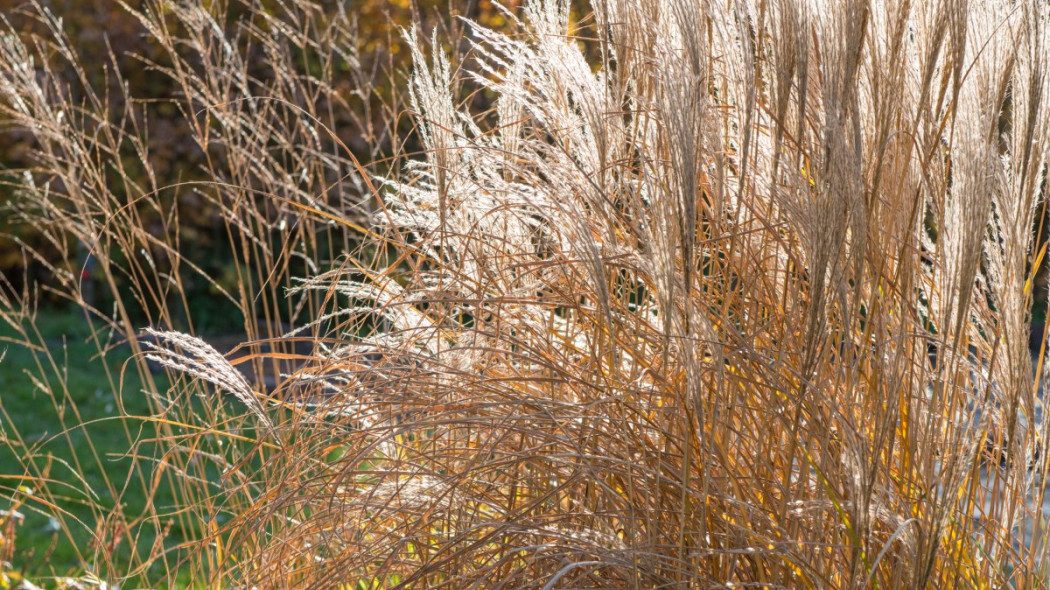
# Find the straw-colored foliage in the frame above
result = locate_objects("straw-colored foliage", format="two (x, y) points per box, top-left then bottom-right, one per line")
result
(4, 0), (1050, 587)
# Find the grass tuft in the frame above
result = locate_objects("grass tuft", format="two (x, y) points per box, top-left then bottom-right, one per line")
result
(4, 0), (1050, 587)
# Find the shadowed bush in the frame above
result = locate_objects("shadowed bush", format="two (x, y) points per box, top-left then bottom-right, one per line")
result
(4, 0), (1050, 588)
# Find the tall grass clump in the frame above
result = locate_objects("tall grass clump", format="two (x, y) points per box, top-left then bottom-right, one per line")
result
(5, 0), (1050, 587)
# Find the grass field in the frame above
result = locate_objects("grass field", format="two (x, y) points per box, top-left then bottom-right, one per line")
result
(0, 310), (185, 583)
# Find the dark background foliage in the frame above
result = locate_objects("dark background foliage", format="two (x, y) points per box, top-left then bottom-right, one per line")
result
(0, 0), (513, 331)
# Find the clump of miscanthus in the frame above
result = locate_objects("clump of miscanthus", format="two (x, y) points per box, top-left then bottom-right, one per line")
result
(7, 0), (1050, 588)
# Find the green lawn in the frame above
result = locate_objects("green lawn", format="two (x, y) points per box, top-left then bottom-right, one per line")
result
(0, 309), (189, 585)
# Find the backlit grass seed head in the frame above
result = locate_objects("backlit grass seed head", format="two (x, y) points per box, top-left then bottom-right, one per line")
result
(142, 329), (276, 436)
